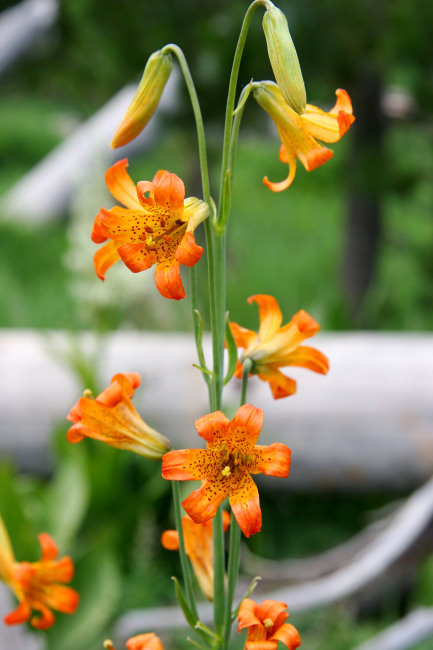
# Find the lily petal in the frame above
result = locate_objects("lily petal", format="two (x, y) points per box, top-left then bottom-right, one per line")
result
(93, 241), (122, 280)
(259, 370), (297, 399)
(182, 479), (227, 524)
(194, 410), (230, 445)
(229, 473), (261, 538)
(154, 260), (185, 300)
(248, 295), (282, 342)
(162, 449), (209, 481)
(105, 159), (142, 210)
(271, 623), (302, 649)
(253, 443), (291, 478)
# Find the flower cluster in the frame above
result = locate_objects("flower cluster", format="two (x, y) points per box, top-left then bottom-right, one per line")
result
(0, 519), (79, 630)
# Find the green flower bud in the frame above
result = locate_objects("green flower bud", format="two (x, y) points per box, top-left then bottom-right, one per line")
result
(111, 49), (173, 148)
(263, 7), (306, 115)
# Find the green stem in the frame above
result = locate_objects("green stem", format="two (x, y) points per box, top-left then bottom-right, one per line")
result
(171, 481), (198, 619)
(216, 0), (273, 225)
(222, 360), (251, 646)
(213, 506), (225, 642)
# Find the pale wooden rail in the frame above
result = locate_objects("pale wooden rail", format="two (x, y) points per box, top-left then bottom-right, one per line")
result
(0, 329), (432, 491)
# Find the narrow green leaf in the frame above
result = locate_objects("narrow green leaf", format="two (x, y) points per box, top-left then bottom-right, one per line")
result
(195, 621), (220, 640)
(223, 312), (239, 385)
(192, 363), (214, 378)
(172, 576), (198, 629)
(232, 79), (253, 116)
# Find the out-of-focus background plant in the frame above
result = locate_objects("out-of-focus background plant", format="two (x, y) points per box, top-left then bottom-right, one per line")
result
(0, 0), (433, 648)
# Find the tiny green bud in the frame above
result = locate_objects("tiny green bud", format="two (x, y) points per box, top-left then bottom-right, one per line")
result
(111, 49), (173, 148)
(263, 7), (306, 114)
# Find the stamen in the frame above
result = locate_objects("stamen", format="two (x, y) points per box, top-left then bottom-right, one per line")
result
(263, 618), (273, 629)
(83, 389), (93, 399)
(221, 465), (231, 477)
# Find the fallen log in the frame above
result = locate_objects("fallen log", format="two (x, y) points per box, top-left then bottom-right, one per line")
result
(1, 330), (432, 491)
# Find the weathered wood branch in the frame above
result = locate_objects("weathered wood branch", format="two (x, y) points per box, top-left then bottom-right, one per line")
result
(0, 0), (57, 77)
(353, 607), (433, 650)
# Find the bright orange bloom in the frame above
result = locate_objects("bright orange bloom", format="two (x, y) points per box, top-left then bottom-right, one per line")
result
(253, 81), (354, 191)
(238, 599), (301, 650)
(230, 295), (329, 399)
(66, 372), (171, 459)
(0, 518), (79, 630)
(162, 404), (291, 537)
(104, 633), (163, 650)
(92, 159), (209, 299)
(161, 511), (231, 600)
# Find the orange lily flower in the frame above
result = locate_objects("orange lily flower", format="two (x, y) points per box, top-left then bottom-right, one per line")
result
(104, 633), (163, 650)
(92, 159), (209, 300)
(253, 81), (354, 191)
(162, 404), (291, 538)
(238, 598), (301, 650)
(0, 518), (79, 630)
(161, 512), (231, 600)
(66, 372), (171, 459)
(230, 295), (329, 399)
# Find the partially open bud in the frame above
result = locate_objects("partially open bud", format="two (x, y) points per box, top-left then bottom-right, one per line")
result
(263, 7), (306, 115)
(111, 49), (173, 148)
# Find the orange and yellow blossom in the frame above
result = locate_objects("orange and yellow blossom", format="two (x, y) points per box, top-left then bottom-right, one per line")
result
(0, 517), (79, 630)
(161, 511), (231, 600)
(230, 295), (329, 400)
(162, 404), (291, 538)
(104, 633), (163, 650)
(92, 159), (209, 300)
(238, 598), (301, 650)
(253, 81), (354, 191)
(66, 372), (171, 459)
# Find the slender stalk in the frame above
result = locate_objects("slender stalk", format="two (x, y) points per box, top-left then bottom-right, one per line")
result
(216, 0), (272, 225)
(222, 360), (252, 646)
(171, 481), (198, 619)
(213, 506), (225, 642)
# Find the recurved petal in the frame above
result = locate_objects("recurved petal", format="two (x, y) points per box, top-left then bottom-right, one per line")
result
(105, 159), (142, 210)
(228, 404), (264, 451)
(30, 604), (55, 630)
(162, 448), (209, 481)
(4, 600), (32, 626)
(94, 241), (122, 280)
(279, 345), (329, 374)
(271, 623), (301, 649)
(274, 309), (321, 353)
(259, 370), (297, 399)
(253, 443), (291, 478)
(263, 144), (297, 192)
(43, 584), (79, 614)
(175, 231), (203, 267)
(182, 479), (227, 524)
(96, 372), (141, 408)
(194, 410), (230, 444)
(38, 533), (58, 562)
(248, 295), (282, 342)
(229, 473), (262, 538)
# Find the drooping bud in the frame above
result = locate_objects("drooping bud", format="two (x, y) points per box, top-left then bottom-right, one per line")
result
(111, 49), (173, 148)
(262, 7), (306, 114)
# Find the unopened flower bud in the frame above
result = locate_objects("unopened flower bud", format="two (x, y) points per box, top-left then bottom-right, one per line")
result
(111, 49), (173, 148)
(263, 7), (306, 114)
